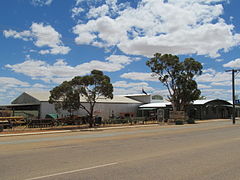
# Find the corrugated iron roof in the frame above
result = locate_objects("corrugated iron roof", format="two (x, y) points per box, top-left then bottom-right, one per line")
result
(193, 99), (214, 105)
(25, 91), (141, 104)
(26, 91), (50, 102)
(139, 102), (171, 108)
(125, 94), (151, 97)
(140, 99), (231, 108)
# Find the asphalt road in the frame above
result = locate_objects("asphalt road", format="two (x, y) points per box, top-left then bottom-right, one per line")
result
(1, 120), (240, 180)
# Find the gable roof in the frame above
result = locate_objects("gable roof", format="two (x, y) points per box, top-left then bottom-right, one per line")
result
(26, 91), (51, 102)
(11, 92), (41, 104)
(12, 92), (142, 104)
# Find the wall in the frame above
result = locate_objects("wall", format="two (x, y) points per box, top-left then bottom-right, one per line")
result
(40, 102), (57, 119)
(40, 101), (140, 120)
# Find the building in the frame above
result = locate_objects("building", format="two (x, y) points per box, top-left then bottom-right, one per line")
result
(188, 99), (231, 119)
(3, 92), (144, 120)
(138, 99), (236, 120)
(1, 92), (236, 121)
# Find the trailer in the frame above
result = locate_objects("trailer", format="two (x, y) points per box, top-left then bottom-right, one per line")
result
(0, 116), (25, 129)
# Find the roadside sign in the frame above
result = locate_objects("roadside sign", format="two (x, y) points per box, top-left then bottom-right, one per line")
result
(235, 99), (240, 104)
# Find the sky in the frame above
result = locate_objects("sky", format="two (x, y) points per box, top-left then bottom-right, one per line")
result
(1, 0), (240, 104)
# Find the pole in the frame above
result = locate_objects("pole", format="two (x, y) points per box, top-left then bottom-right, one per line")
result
(232, 70), (236, 124)
(225, 69), (240, 124)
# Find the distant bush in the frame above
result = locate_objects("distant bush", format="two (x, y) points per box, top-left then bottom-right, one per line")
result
(187, 119), (195, 124)
(175, 120), (184, 125)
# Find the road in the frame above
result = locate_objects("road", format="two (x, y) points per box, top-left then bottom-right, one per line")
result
(0, 120), (240, 180)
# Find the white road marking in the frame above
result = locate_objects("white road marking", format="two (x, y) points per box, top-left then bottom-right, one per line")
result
(26, 162), (118, 180)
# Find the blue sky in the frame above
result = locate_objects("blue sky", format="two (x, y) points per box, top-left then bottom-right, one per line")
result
(1, 0), (240, 104)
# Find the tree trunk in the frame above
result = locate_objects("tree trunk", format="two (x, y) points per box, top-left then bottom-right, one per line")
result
(88, 116), (94, 128)
(88, 105), (95, 128)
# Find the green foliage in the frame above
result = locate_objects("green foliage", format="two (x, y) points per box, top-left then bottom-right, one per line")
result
(49, 81), (80, 115)
(198, 96), (207, 100)
(146, 53), (202, 111)
(152, 95), (163, 100)
(49, 70), (113, 126)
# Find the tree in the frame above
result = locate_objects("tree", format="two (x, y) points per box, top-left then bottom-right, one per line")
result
(198, 96), (206, 100)
(49, 81), (80, 116)
(49, 70), (113, 127)
(152, 95), (163, 100)
(146, 53), (202, 112)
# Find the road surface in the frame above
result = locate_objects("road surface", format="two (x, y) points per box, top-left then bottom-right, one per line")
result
(0, 120), (240, 180)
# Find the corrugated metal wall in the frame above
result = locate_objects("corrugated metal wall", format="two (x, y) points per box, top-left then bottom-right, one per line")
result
(40, 102), (140, 120)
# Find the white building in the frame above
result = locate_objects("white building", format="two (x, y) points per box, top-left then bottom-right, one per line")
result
(8, 92), (148, 120)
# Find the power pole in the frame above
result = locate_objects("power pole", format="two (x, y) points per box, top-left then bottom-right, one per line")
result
(225, 69), (240, 124)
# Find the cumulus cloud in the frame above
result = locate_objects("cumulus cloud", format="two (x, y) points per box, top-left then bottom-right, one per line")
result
(3, 30), (32, 41)
(31, 0), (53, 6)
(0, 77), (50, 104)
(196, 68), (232, 83)
(73, 0), (240, 57)
(87, 5), (109, 18)
(3, 23), (70, 55)
(195, 67), (233, 99)
(120, 68), (233, 99)
(72, 7), (85, 18)
(198, 84), (212, 89)
(5, 55), (140, 84)
(199, 88), (232, 100)
(210, 81), (230, 86)
(215, 59), (224, 62)
(223, 58), (240, 68)
(121, 72), (159, 82)
(0, 77), (30, 88)
(113, 81), (155, 95)
(113, 81), (150, 88)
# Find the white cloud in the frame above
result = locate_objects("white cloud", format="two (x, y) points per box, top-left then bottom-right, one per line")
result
(73, 0), (240, 57)
(87, 5), (109, 18)
(200, 88), (232, 100)
(195, 68), (233, 98)
(0, 77), (30, 88)
(223, 58), (240, 68)
(3, 30), (32, 41)
(72, 7), (85, 18)
(32, 83), (49, 88)
(0, 77), (50, 104)
(210, 81), (230, 86)
(31, 0), (53, 6)
(196, 69), (231, 82)
(5, 55), (139, 84)
(73, 16), (126, 47)
(75, 0), (84, 6)
(121, 72), (159, 82)
(202, 68), (216, 74)
(198, 84), (212, 89)
(118, 67), (233, 100)
(215, 58), (224, 62)
(113, 81), (155, 95)
(113, 81), (149, 88)
(3, 23), (70, 55)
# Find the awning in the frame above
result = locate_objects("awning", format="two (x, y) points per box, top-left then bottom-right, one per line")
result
(139, 108), (157, 110)
(45, 114), (58, 119)
(221, 105), (240, 109)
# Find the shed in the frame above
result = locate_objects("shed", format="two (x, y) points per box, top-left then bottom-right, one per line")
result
(9, 91), (144, 120)
(139, 99), (234, 120)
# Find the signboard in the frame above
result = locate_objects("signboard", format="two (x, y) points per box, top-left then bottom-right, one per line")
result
(235, 99), (240, 104)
